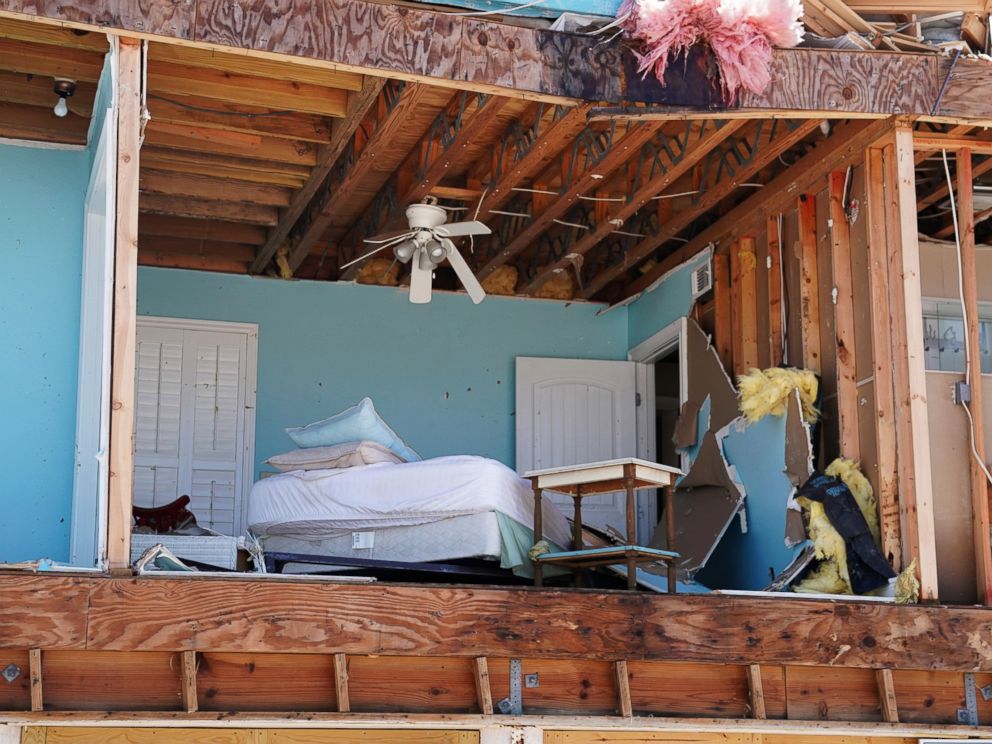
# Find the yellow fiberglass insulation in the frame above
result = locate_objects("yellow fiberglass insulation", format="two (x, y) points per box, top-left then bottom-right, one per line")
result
(737, 367), (819, 423)
(895, 558), (920, 604)
(793, 458), (882, 596)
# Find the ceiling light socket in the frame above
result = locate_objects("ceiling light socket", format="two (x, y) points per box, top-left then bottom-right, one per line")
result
(53, 78), (77, 98)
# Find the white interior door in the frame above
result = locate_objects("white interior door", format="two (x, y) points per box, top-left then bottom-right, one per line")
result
(69, 94), (116, 567)
(134, 318), (257, 535)
(516, 357), (638, 535)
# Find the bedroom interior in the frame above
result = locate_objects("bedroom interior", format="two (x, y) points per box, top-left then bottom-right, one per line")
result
(5, 1), (992, 734)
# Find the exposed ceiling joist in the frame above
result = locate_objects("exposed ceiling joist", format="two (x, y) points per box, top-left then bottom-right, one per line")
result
(521, 118), (749, 294)
(141, 148), (310, 188)
(286, 82), (449, 272)
(338, 90), (514, 279)
(582, 118), (823, 299)
(0, 99), (88, 144)
(139, 194), (279, 226)
(250, 77), (387, 275)
(476, 121), (665, 281)
(147, 93), (335, 144)
(139, 170), (292, 208)
(143, 121), (319, 166)
(621, 117), (898, 301)
(140, 215), (268, 245)
(148, 61), (350, 118)
(917, 154), (992, 211)
(0, 38), (104, 81)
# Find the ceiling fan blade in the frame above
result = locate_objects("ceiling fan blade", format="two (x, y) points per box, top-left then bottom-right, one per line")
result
(434, 220), (491, 238)
(409, 247), (433, 304)
(443, 239), (486, 304)
(340, 242), (392, 271)
(364, 228), (414, 244)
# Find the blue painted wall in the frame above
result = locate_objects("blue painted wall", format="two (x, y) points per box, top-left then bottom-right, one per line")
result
(627, 250), (711, 349)
(137, 269), (629, 475)
(0, 144), (89, 563)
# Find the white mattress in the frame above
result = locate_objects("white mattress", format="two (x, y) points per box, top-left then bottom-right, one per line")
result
(248, 455), (572, 548)
(260, 511), (504, 566)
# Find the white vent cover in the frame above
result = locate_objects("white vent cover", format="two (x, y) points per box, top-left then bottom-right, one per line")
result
(690, 258), (713, 298)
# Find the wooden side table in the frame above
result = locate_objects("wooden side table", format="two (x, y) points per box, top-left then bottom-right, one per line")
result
(525, 458), (681, 591)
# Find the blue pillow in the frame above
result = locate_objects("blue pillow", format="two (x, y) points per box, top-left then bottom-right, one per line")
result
(285, 397), (420, 462)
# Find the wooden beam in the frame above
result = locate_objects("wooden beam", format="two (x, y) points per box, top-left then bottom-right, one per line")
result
(147, 43), (363, 92)
(6, 575), (992, 671)
(139, 194), (279, 226)
(0, 70), (95, 116)
(28, 648), (42, 713)
(250, 76), (385, 274)
(477, 121), (664, 282)
(828, 170), (861, 461)
(148, 61), (350, 118)
(139, 236), (256, 263)
(767, 215), (784, 367)
(140, 215), (268, 245)
(913, 133), (992, 155)
(0, 16), (107, 52)
(584, 119), (822, 300)
(333, 653), (350, 713)
(621, 118), (897, 302)
(713, 252), (733, 373)
(738, 237), (759, 372)
(730, 242), (745, 378)
(0, 38), (104, 81)
(864, 146), (902, 570)
(956, 148), (992, 607)
(0, 99), (88, 145)
(521, 119), (748, 294)
(142, 121), (318, 166)
(107, 37), (141, 575)
(138, 252), (249, 275)
(141, 148), (309, 188)
(147, 93), (335, 143)
(875, 668), (899, 723)
(339, 91), (513, 279)
(286, 83), (442, 271)
(885, 128), (938, 600)
(473, 657), (493, 716)
(180, 651), (198, 713)
(797, 194), (822, 374)
(140, 171), (291, 207)
(746, 664), (766, 720)
(613, 660), (632, 718)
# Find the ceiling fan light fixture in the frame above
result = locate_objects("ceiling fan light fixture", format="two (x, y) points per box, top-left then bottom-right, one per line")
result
(394, 240), (416, 264)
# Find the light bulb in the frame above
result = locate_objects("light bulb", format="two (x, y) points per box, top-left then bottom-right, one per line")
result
(53, 96), (68, 118)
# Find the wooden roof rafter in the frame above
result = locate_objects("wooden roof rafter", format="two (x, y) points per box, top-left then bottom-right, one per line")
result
(518, 118), (750, 294)
(283, 81), (454, 273)
(620, 117), (899, 301)
(473, 121), (667, 282)
(582, 117), (824, 300)
(336, 89), (515, 279)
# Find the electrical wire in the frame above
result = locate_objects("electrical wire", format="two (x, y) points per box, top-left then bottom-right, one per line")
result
(941, 147), (992, 487)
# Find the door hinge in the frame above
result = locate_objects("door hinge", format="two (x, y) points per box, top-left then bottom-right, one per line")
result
(635, 392), (642, 407)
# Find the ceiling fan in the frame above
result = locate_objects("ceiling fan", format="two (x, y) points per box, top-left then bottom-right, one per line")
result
(341, 200), (491, 304)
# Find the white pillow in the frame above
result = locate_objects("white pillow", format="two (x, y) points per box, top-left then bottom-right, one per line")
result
(266, 441), (404, 472)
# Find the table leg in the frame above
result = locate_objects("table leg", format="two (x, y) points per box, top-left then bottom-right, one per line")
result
(624, 463), (636, 589)
(532, 479), (543, 588)
(665, 485), (677, 595)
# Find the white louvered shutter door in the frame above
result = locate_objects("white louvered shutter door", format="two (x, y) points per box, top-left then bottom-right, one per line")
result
(133, 325), (185, 508)
(184, 329), (247, 535)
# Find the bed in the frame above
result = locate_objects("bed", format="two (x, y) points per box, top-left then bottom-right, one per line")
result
(247, 455), (572, 576)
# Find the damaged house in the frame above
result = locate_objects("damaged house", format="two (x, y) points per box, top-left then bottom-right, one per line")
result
(3, 0), (992, 742)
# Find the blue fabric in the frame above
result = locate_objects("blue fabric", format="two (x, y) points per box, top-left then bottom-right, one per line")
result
(286, 397), (421, 462)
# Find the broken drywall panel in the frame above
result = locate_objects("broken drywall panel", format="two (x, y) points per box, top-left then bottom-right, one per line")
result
(654, 430), (744, 579)
(696, 411), (807, 590)
(685, 318), (738, 432)
(677, 395), (711, 471)
(627, 250), (713, 349)
(673, 399), (701, 450)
